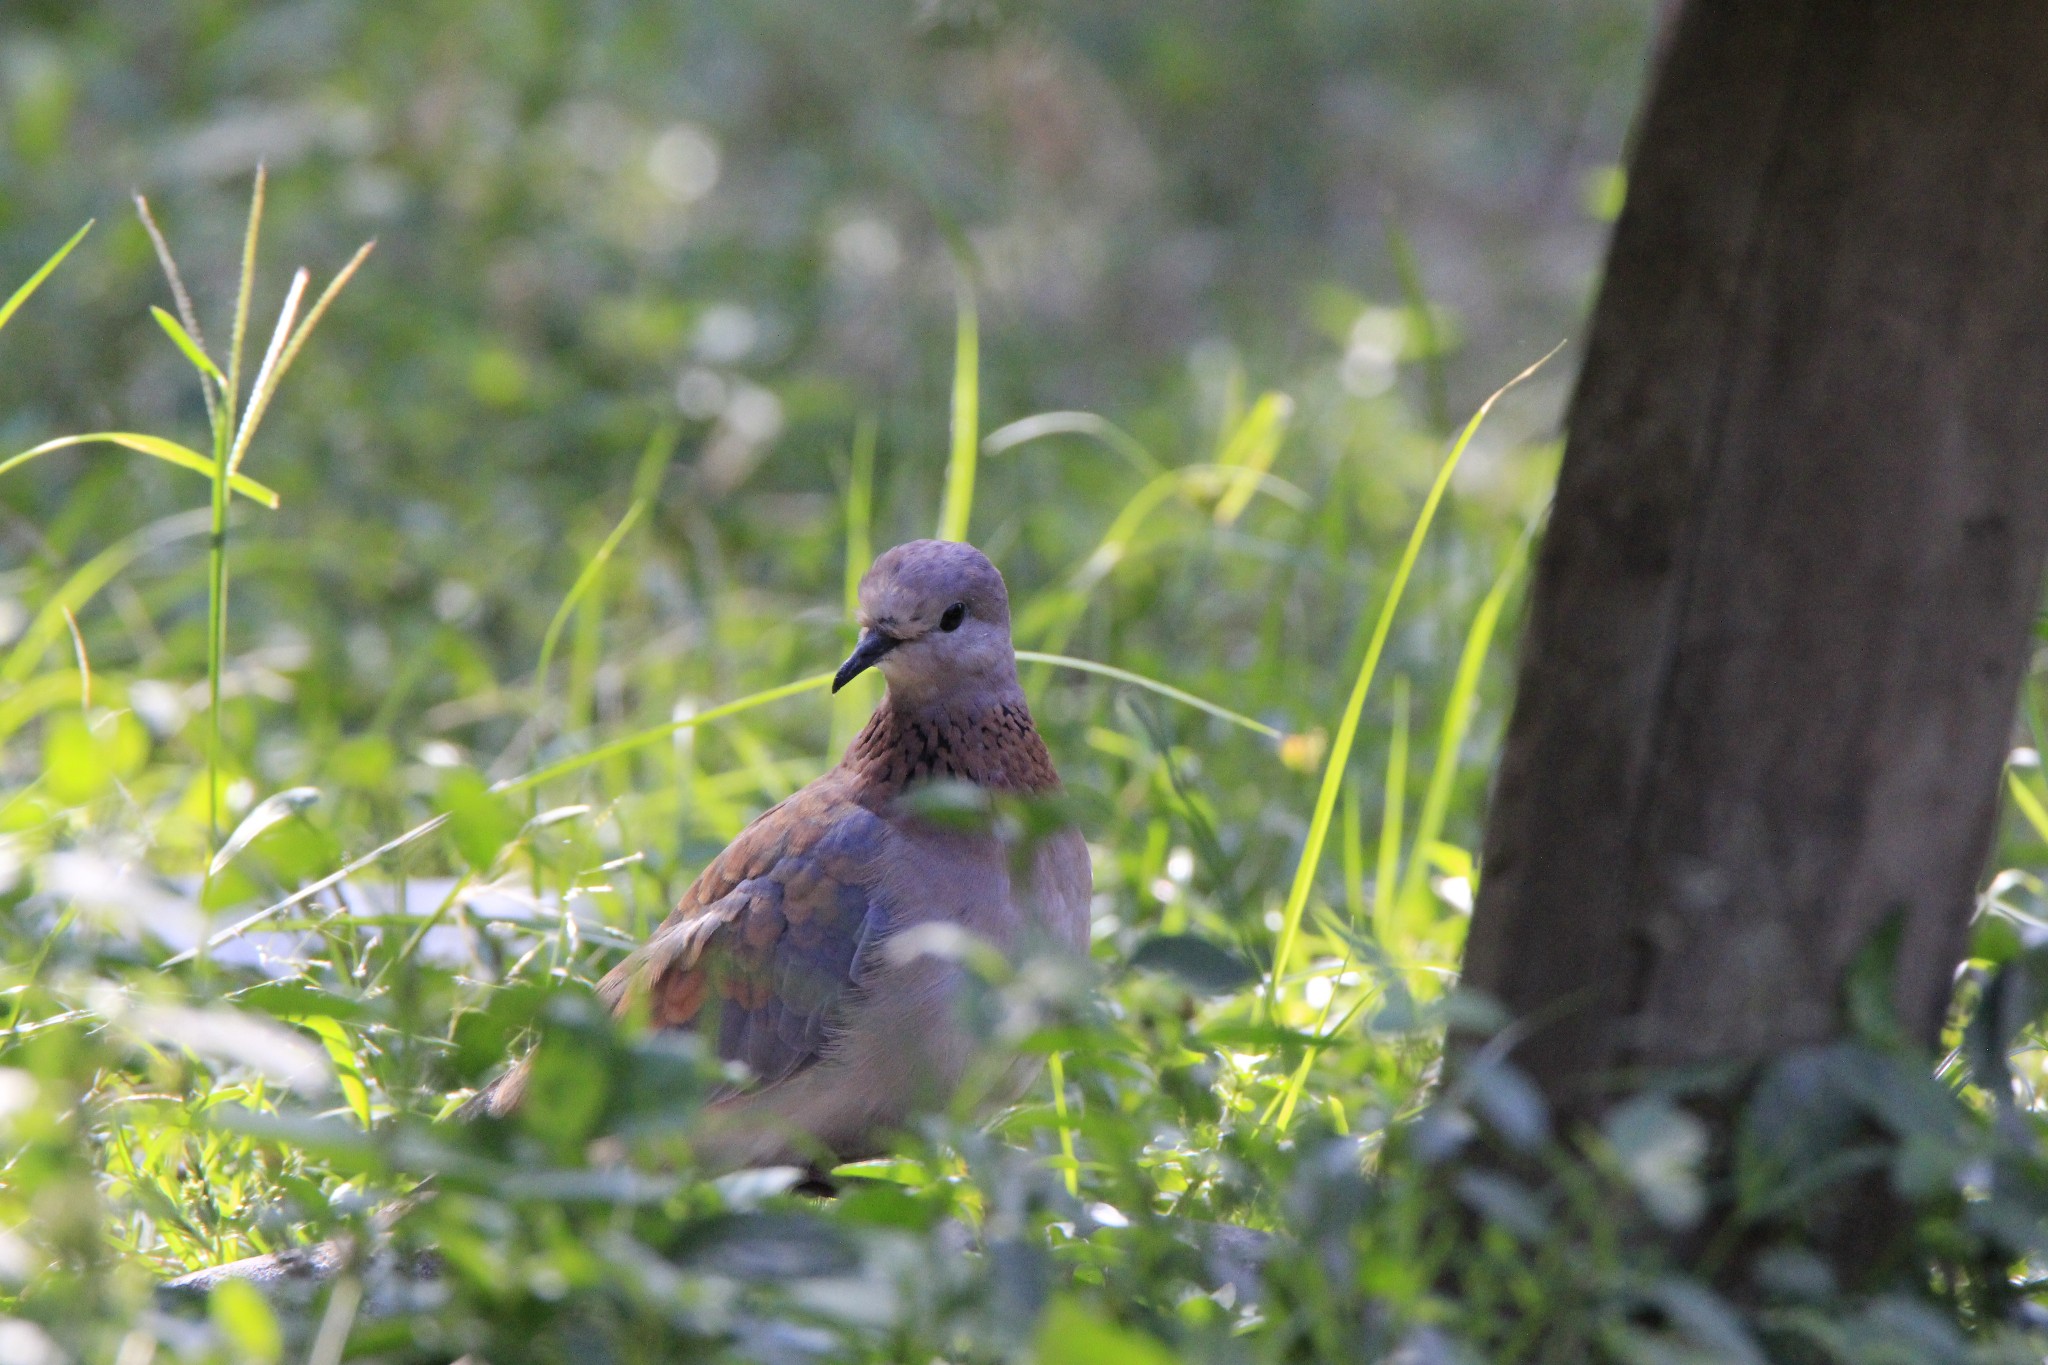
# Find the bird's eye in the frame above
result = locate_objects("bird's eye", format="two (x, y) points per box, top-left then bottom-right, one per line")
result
(939, 601), (967, 632)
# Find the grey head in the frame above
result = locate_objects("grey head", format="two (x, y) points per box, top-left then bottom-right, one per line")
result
(832, 540), (1019, 708)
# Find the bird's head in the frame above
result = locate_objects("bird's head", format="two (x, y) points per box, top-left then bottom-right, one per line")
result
(834, 539), (1018, 705)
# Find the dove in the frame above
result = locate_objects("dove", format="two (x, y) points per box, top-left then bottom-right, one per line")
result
(163, 540), (1090, 1298)
(469, 536), (1093, 1168)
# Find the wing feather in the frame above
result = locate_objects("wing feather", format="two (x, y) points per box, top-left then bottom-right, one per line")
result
(599, 783), (890, 1090)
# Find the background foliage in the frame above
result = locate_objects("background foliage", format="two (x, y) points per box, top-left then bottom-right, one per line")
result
(10, 3), (2048, 1361)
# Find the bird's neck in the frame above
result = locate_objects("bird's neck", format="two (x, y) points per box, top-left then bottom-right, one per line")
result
(840, 685), (1060, 804)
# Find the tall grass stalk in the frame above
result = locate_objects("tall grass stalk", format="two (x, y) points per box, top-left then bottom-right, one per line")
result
(1265, 345), (1559, 1012)
(535, 501), (649, 702)
(0, 220), (91, 337)
(1372, 675), (1410, 949)
(983, 410), (1160, 478)
(1047, 1050), (1080, 1198)
(1395, 516), (1538, 915)
(1211, 391), (1293, 526)
(936, 277), (979, 542)
(126, 171), (373, 868)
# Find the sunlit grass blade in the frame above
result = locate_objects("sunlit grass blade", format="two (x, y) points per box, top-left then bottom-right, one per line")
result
(152, 307), (225, 387)
(983, 410), (1160, 477)
(1055, 463), (1308, 607)
(1261, 978), (1379, 1135)
(534, 500), (648, 698)
(1014, 650), (1281, 739)
(1212, 390), (1293, 525)
(0, 433), (280, 507)
(60, 606), (90, 711)
(1047, 1051), (1080, 1198)
(0, 219), (92, 338)
(936, 275), (979, 542)
(2007, 770), (2048, 846)
(1266, 342), (1561, 1011)
(1397, 514), (1538, 913)
(1373, 675), (1409, 947)
(495, 673), (838, 794)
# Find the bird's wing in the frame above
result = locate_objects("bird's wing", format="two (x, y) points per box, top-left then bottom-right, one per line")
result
(597, 781), (891, 1089)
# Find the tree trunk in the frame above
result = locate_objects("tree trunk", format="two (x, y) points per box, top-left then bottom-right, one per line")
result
(1464, 0), (2048, 1110)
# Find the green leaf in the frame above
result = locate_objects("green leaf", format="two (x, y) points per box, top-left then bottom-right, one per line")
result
(518, 992), (614, 1153)
(0, 432), (281, 507)
(0, 219), (92, 338)
(1129, 933), (1259, 995)
(1211, 390), (1293, 525)
(209, 786), (321, 875)
(208, 1276), (284, 1364)
(151, 305), (225, 384)
(42, 712), (146, 805)
(297, 1014), (373, 1130)
(1014, 651), (1280, 738)
(937, 273), (978, 542)
(1037, 1296), (1180, 1365)
(437, 768), (523, 870)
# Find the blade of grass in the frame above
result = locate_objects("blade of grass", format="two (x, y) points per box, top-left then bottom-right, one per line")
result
(1266, 343), (1561, 1012)
(495, 673), (838, 794)
(1372, 675), (1409, 949)
(151, 307), (225, 387)
(1047, 1050), (1080, 1198)
(534, 500), (647, 698)
(1212, 391), (1294, 525)
(60, 606), (90, 711)
(2008, 770), (2048, 846)
(1396, 515), (1538, 913)
(0, 433), (279, 507)
(983, 410), (1160, 478)
(1014, 650), (1281, 740)
(1261, 978), (1378, 1134)
(1070, 464), (1307, 597)
(936, 275), (979, 542)
(0, 220), (92, 337)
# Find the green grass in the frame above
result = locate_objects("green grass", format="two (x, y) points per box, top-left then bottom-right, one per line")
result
(4, 190), (2047, 1365)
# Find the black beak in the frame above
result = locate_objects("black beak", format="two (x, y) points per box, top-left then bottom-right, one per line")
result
(832, 629), (899, 692)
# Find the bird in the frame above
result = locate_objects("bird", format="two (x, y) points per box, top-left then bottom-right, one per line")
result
(163, 538), (1090, 1295)
(467, 536), (1093, 1167)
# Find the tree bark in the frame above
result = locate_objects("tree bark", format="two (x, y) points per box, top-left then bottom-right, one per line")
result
(1464, 0), (2048, 1109)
